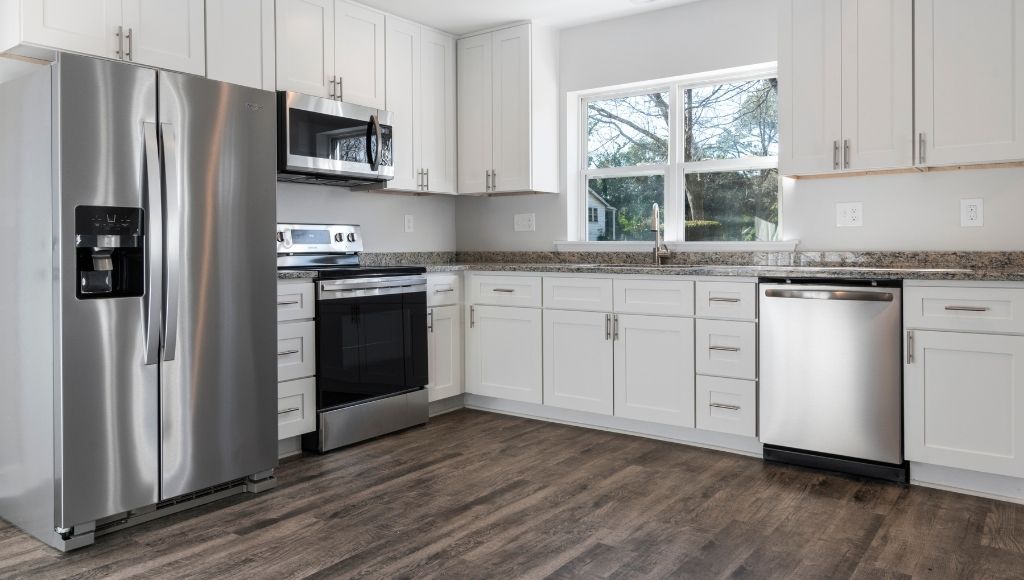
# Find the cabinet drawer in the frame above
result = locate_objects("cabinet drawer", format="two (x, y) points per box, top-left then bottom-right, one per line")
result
(277, 321), (316, 382)
(543, 277), (613, 312)
(613, 279), (694, 316)
(278, 377), (316, 440)
(696, 319), (756, 380)
(428, 273), (462, 307)
(696, 376), (756, 437)
(696, 281), (756, 320)
(905, 286), (1024, 334)
(277, 281), (315, 322)
(469, 275), (542, 307)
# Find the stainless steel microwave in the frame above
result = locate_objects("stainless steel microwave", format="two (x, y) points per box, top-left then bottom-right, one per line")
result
(277, 91), (394, 186)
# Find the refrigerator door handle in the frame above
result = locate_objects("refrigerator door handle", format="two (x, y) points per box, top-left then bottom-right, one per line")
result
(143, 123), (163, 365)
(161, 123), (181, 362)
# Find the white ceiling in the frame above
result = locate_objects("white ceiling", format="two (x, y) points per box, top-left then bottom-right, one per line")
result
(357, 0), (706, 35)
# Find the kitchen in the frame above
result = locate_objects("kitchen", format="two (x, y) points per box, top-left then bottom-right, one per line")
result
(1, 0), (1024, 577)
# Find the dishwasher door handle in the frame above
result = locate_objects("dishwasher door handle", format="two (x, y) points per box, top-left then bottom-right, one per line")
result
(764, 289), (894, 302)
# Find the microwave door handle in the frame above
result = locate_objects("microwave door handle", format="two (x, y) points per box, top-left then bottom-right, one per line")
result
(143, 123), (163, 365)
(370, 114), (382, 171)
(161, 123), (181, 362)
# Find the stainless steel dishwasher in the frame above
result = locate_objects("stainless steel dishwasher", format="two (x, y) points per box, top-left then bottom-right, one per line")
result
(759, 281), (907, 482)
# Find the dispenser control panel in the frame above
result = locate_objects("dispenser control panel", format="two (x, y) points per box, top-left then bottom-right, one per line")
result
(75, 206), (145, 299)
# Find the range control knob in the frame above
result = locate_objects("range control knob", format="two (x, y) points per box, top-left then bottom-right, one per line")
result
(347, 233), (357, 243)
(334, 232), (344, 243)
(276, 231), (285, 243)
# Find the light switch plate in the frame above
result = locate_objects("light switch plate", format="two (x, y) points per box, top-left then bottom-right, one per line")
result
(836, 202), (863, 227)
(404, 214), (414, 233)
(961, 198), (984, 227)
(514, 213), (536, 232)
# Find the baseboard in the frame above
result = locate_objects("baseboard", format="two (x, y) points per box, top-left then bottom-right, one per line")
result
(277, 436), (302, 459)
(910, 462), (1024, 505)
(464, 394), (763, 457)
(429, 394), (465, 417)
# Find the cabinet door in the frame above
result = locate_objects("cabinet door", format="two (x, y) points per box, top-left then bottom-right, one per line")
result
(427, 306), (462, 402)
(779, 0), (842, 175)
(543, 310), (614, 415)
(841, 0), (913, 171)
(490, 24), (531, 193)
(385, 17), (420, 191)
(334, 0), (385, 108)
(916, 0), (1024, 166)
(206, 0), (275, 90)
(906, 331), (1024, 478)
(466, 305), (542, 404)
(276, 0), (333, 98)
(20, 0), (122, 59)
(419, 28), (457, 194)
(123, 0), (205, 75)
(613, 315), (695, 427)
(457, 33), (493, 193)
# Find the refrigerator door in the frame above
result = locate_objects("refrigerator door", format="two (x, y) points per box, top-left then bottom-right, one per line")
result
(56, 54), (160, 527)
(158, 72), (278, 499)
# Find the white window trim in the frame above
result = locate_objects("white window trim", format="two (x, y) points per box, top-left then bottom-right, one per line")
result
(570, 62), (791, 250)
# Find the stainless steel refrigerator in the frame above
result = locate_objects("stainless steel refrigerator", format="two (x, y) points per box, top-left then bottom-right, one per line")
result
(0, 53), (278, 551)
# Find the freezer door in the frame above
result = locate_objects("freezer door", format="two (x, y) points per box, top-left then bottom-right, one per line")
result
(759, 284), (903, 464)
(158, 72), (278, 499)
(56, 54), (160, 527)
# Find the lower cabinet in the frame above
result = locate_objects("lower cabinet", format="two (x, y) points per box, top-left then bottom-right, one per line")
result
(466, 305), (543, 404)
(277, 280), (318, 441)
(427, 305), (463, 402)
(905, 330), (1024, 478)
(543, 310), (614, 415)
(613, 314), (696, 428)
(277, 377), (316, 439)
(696, 376), (756, 437)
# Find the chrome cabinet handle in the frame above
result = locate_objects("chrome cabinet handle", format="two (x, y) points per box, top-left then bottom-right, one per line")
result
(491, 169), (496, 191)
(115, 26), (124, 59)
(277, 349), (300, 356)
(338, 77), (343, 101)
(843, 139), (850, 169)
(143, 123), (163, 366)
(278, 407), (300, 415)
(944, 305), (990, 312)
(328, 76), (336, 99)
(434, 288), (455, 293)
(277, 300), (300, 306)
(425, 168), (430, 190)
(125, 27), (133, 61)
(709, 297), (741, 303)
(919, 133), (926, 164)
(710, 403), (741, 411)
(605, 314), (612, 340)
(428, 309), (434, 333)
(493, 288), (515, 293)
(470, 305), (475, 328)
(613, 315), (619, 341)
(833, 140), (839, 170)
(709, 345), (740, 352)
(485, 170), (491, 191)
(161, 123), (182, 362)
(907, 330), (914, 364)
(417, 169), (424, 190)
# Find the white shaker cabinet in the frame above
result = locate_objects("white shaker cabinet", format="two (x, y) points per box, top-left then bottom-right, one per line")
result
(465, 304), (543, 404)
(385, 17), (421, 191)
(915, 0), (1024, 166)
(122, 0), (205, 75)
(613, 314), (696, 428)
(427, 305), (462, 402)
(333, 0), (385, 108)
(276, 0), (334, 98)
(457, 23), (558, 194)
(543, 310), (614, 415)
(206, 0), (275, 90)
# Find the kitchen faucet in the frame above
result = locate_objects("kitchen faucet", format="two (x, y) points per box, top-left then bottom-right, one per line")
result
(651, 203), (670, 266)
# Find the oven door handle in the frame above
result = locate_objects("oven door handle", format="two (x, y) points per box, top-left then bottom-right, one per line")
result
(370, 114), (382, 172)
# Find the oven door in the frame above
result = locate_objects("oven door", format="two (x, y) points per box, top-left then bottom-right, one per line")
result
(279, 91), (394, 181)
(316, 278), (427, 411)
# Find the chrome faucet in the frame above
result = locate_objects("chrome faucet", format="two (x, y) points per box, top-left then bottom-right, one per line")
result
(651, 203), (669, 266)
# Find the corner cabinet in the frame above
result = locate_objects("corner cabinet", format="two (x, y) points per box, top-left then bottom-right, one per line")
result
(206, 0), (276, 90)
(457, 23), (558, 195)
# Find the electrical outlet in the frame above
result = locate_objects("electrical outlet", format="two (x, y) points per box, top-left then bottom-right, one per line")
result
(404, 214), (414, 233)
(514, 213), (536, 232)
(961, 198), (984, 227)
(836, 202), (863, 227)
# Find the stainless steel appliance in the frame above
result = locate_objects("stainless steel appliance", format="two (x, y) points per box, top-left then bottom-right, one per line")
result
(277, 91), (394, 186)
(277, 224), (429, 453)
(759, 280), (907, 482)
(0, 53), (278, 551)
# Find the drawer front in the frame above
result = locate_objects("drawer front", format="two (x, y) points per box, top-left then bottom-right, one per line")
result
(277, 321), (316, 382)
(696, 281), (756, 320)
(543, 277), (614, 312)
(696, 376), (756, 437)
(277, 281), (315, 322)
(905, 286), (1024, 334)
(278, 377), (316, 440)
(613, 279), (694, 316)
(428, 273), (462, 307)
(469, 274), (542, 307)
(696, 319), (756, 380)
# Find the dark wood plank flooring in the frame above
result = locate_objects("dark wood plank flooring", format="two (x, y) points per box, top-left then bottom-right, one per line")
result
(2, 409), (1024, 579)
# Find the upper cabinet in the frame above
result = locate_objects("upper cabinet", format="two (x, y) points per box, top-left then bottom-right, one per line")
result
(206, 0), (276, 90)
(334, 1), (385, 109)
(457, 23), (558, 195)
(1, 0), (204, 75)
(779, 0), (912, 175)
(915, 0), (1024, 166)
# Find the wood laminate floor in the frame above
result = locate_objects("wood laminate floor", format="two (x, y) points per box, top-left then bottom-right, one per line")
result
(2, 409), (1024, 579)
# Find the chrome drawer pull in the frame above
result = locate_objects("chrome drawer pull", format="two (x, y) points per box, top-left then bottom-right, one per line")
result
(434, 288), (455, 293)
(710, 403), (741, 411)
(944, 305), (990, 312)
(277, 300), (300, 306)
(709, 346), (740, 352)
(709, 297), (741, 303)
(277, 349), (300, 356)
(492, 288), (515, 293)
(278, 407), (300, 415)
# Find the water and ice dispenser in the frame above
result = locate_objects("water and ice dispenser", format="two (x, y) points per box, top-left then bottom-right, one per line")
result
(75, 206), (145, 299)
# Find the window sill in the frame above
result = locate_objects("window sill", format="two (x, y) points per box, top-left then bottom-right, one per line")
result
(553, 240), (800, 253)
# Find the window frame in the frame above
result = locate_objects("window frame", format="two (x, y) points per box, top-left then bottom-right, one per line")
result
(576, 64), (779, 244)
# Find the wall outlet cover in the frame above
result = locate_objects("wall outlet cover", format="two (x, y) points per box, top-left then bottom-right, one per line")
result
(835, 202), (863, 227)
(961, 198), (984, 227)
(514, 213), (536, 232)
(404, 214), (414, 233)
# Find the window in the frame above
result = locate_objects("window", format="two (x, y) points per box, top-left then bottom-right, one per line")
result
(579, 67), (779, 243)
